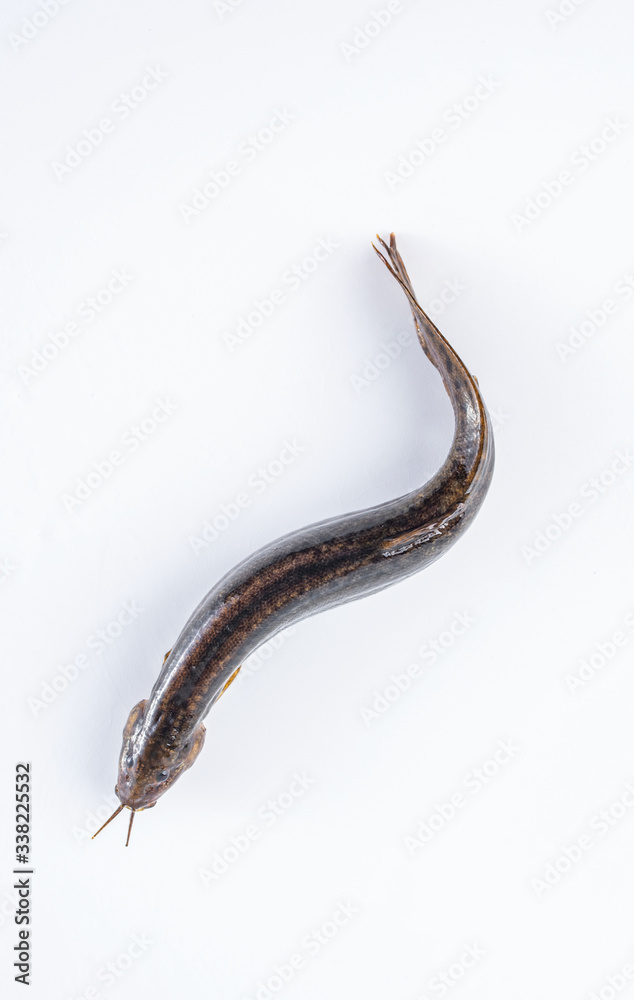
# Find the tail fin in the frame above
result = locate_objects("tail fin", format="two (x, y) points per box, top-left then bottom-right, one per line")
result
(373, 233), (489, 481)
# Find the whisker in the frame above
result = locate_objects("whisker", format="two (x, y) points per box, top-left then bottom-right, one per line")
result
(91, 803), (124, 840)
(125, 810), (136, 847)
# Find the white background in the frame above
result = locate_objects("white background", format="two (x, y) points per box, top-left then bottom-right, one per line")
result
(1, 0), (634, 997)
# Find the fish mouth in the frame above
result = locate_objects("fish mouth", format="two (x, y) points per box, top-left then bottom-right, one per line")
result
(114, 783), (159, 812)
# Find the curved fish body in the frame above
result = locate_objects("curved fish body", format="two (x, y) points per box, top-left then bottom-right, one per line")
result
(94, 234), (494, 843)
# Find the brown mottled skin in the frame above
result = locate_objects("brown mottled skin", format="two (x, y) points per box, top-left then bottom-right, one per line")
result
(100, 234), (495, 837)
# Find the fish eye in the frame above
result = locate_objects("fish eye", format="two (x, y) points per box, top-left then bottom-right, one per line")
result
(157, 770), (169, 781)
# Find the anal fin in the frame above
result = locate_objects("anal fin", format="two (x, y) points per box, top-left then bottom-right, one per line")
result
(219, 666), (241, 698)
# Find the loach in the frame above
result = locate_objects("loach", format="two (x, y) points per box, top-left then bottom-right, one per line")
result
(93, 233), (495, 845)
